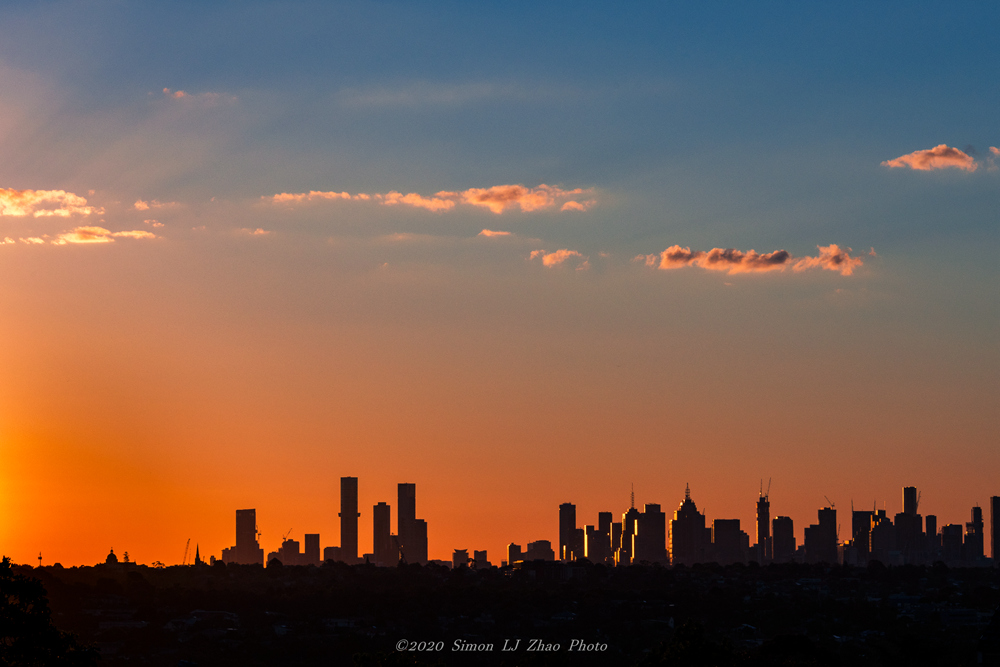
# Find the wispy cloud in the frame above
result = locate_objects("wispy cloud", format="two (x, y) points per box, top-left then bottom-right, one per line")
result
(133, 199), (178, 211)
(988, 146), (1000, 172)
(381, 191), (455, 212)
(529, 248), (590, 270)
(0, 188), (102, 217)
(161, 88), (237, 105)
(267, 184), (594, 214)
(51, 226), (157, 245)
(637, 244), (865, 276)
(238, 227), (271, 236)
(881, 144), (978, 172)
(478, 229), (511, 237)
(334, 81), (576, 109)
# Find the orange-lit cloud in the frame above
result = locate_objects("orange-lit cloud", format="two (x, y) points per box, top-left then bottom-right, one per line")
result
(881, 144), (978, 172)
(1, 188), (102, 218)
(51, 226), (157, 245)
(560, 200), (596, 212)
(239, 228), (271, 236)
(271, 191), (361, 203)
(454, 184), (592, 214)
(478, 229), (512, 237)
(988, 146), (999, 172)
(791, 244), (864, 276)
(638, 244), (865, 276)
(380, 191), (455, 212)
(144, 219), (164, 228)
(530, 248), (590, 270)
(267, 184), (594, 214)
(162, 88), (236, 105)
(134, 199), (177, 211)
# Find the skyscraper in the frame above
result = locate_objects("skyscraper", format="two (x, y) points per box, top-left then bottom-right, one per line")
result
(413, 518), (428, 564)
(633, 504), (667, 565)
(772, 516), (795, 562)
(236, 509), (262, 565)
(559, 503), (577, 561)
(805, 506), (838, 564)
(851, 509), (874, 565)
(756, 490), (771, 564)
(895, 486), (923, 564)
(903, 486), (918, 515)
(966, 506), (984, 562)
(304, 534), (320, 566)
(669, 484), (707, 566)
(230, 508), (264, 565)
(712, 519), (743, 565)
(398, 483), (416, 562)
(991, 497), (1000, 561)
(373, 502), (392, 566)
(340, 477), (360, 563)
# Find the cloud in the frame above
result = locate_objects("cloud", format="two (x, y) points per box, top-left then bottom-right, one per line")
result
(529, 248), (590, 270)
(560, 200), (596, 212)
(638, 244), (865, 276)
(478, 229), (511, 237)
(0, 188), (102, 217)
(267, 184), (594, 214)
(51, 226), (157, 245)
(988, 146), (1000, 172)
(881, 144), (978, 172)
(162, 88), (236, 105)
(133, 199), (177, 211)
(380, 191), (455, 212)
(111, 229), (157, 240)
(239, 227), (271, 236)
(454, 184), (592, 214)
(791, 244), (864, 276)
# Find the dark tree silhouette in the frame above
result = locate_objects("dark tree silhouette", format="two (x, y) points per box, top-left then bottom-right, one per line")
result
(0, 556), (97, 666)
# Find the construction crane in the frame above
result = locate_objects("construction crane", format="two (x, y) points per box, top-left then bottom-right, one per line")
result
(824, 495), (836, 509)
(182, 538), (191, 565)
(282, 529), (292, 544)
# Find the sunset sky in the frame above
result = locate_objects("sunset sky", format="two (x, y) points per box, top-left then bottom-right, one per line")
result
(1, 2), (997, 566)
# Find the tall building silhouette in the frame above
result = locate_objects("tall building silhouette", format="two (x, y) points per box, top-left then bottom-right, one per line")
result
(413, 518), (428, 563)
(669, 484), (708, 566)
(756, 489), (771, 564)
(772, 516), (795, 562)
(903, 486), (918, 514)
(373, 502), (392, 566)
(991, 497), (1000, 561)
(966, 506), (985, 561)
(304, 534), (320, 566)
(851, 508), (874, 565)
(398, 483), (416, 562)
(941, 524), (963, 562)
(869, 510), (895, 565)
(559, 503), (577, 561)
(894, 486), (923, 564)
(339, 477), (360, 563)
(222, 509), (264, 565)
(633, 504), (667, 565)
(711, 519), (744, 565)
(925, 514), (939, 552)
(804, 506), (838, 564)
